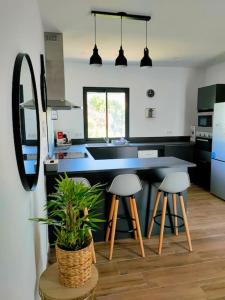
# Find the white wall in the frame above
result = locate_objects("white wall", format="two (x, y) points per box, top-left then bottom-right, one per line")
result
(53, 61), (204, 139)
(0, 1), (48, 299)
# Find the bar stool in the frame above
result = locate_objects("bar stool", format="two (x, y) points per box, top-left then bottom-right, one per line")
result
(72, 177), (96, 264)
(106, 174), (145, 260)
(147, 172), (192, 255)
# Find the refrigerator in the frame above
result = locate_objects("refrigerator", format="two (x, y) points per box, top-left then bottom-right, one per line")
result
(211, 103), (225, 200)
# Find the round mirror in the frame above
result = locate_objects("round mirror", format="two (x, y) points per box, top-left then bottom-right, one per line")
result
(40, 54), (47, 112)
(12, 53), (40, 191)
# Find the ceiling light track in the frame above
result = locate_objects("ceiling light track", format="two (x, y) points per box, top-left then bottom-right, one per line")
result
(89, 10), (152, 68)
(91, 10), (151, 22)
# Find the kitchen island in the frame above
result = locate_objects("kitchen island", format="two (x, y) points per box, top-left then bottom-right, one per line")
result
(46, 143), (195, 243)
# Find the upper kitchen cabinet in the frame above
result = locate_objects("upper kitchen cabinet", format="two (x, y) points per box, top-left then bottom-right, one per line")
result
(197, 84), (225, 112)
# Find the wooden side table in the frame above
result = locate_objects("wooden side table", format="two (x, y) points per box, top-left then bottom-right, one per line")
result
(39, 263), (98, 300)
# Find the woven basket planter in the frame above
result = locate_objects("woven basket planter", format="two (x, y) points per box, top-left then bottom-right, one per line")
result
(55, 242), (92, 288)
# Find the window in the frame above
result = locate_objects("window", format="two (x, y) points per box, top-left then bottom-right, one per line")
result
(83, 87), (129, 140)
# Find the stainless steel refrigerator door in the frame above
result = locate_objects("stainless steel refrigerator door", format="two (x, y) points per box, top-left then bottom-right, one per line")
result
(210, 159), (225, 200)
(212, 103), (225, 161)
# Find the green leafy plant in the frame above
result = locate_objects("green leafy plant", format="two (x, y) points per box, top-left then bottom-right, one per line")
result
(31, 174), (103, 251)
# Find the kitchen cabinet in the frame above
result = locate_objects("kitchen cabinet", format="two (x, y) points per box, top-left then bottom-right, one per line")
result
(164, 144), (194, 162)
(194, 149), (211, 190)
(198, 84), (225, 112)
(165, 144), (195, 181)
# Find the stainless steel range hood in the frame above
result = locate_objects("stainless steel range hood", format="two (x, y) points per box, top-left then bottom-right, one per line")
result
(44, 32), (81, 110)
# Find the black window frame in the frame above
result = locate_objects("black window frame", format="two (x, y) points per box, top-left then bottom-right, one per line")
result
(83, 87), (129, 142)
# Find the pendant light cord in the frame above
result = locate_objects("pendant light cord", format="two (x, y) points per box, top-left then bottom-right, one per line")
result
(94, 14), (96, 45)
(145, 21), (148, 48)
(121, 16), (123, 46)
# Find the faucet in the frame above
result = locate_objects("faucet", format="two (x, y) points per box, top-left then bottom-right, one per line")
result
(104, 137), (110, 144)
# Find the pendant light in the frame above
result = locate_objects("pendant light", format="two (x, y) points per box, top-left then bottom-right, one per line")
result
(90, 14), (102, 66)
(115, 16), (127, 67)
(140, 21), (152, 67)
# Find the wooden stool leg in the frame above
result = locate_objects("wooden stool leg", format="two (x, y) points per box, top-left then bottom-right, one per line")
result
(172, 194), (178, 236)
(147, 191), (161, 238)
(131, 197), (145, 258)
(158, 194), (168, 255)
(179, 194), (193, 252)
(84, 207), (96, 264)
(105, 195), (116, 242)
(109, 198), (119, 260)
(129, 197), (138, 240)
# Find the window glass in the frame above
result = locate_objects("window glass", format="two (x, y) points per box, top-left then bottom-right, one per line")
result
(87, 92), (106, 138)
(84, 88), (128, 139)
(108, 92), (125, 138)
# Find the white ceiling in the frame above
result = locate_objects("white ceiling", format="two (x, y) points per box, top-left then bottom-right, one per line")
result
(38, 0), (225, 67)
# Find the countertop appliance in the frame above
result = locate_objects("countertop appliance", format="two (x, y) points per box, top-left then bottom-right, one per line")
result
(211, 102), (225, 199)
(198, 112), (213, 129)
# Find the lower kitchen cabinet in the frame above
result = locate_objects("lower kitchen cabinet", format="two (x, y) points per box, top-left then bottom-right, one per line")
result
(164, 144), (195, 181)
(193, 149), (211, 190)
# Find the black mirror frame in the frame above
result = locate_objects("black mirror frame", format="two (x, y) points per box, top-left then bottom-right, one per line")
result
(12, 53), (41, 191)
(40, 54), (47, 112)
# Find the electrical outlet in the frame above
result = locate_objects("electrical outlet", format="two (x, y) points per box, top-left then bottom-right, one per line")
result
(166, 130), (173, 135)
(74, 132), (82, 138)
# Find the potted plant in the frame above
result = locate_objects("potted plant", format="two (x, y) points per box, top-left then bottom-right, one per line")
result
(31, 173), (103, 288)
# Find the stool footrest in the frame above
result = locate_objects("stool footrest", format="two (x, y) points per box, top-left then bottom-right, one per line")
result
(107, 217), (137, 234)
(154, 213), (184, 229)
(115, 229), (136, 234)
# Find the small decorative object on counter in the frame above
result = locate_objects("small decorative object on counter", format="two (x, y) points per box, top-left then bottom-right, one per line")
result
(111, 137), (129, 145)
(56, 131), (64, 145)
(30, 174), (103, 288)
(44, 159), (59, 172)
(56, 131), (72, 147)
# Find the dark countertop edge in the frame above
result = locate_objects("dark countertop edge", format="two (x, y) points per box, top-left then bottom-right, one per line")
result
(71, 136), (191, 145)
(53, 142), (195, 155)
(85, 142), (194, 148)
(45, 157), (196, 176)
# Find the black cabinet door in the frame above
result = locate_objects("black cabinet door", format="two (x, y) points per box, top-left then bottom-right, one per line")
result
(193, 149), (211, 190)
(164, 144), (194, 162)
(165, 144), (195, 181)
(198, 84), (225, 112)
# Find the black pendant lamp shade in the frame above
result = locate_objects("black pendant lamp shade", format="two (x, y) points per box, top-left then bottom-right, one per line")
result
(115, 16), (127, 67)
(90, 14), (102, 66)
(140, 21), (152, 67)
(140, 47), (152, 67)
(90, 44), (102, 65)
(115, 46), (127, 66)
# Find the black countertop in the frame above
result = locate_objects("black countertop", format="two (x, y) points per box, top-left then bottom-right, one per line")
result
(46, 144), (195, 175)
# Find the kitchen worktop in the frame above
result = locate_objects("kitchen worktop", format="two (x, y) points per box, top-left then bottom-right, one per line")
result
(46, 143), (195, 175)
(46, 142), (195, 243)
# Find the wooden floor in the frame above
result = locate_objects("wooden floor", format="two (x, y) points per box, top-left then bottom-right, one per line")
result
(48, 185), (225, 299)
(94, 185), (225, 300)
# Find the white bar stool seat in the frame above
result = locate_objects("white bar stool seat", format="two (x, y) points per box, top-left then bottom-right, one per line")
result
(147, 172), (192, 255)
(106, 174), (145, 260)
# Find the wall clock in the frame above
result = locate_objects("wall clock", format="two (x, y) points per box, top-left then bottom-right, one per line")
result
(147, 89), (155, 98)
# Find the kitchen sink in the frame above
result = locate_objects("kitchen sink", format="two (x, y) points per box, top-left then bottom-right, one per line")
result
(86, 146), (138, 160)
